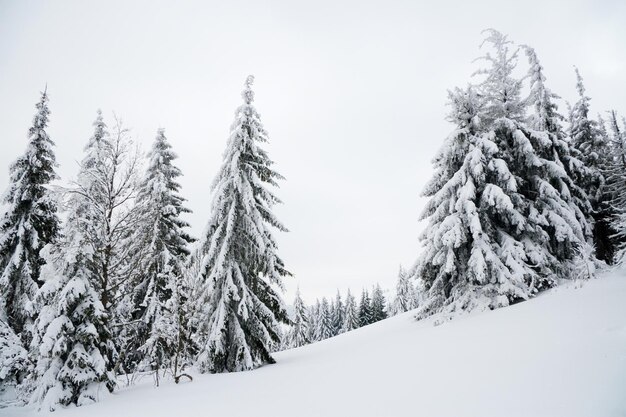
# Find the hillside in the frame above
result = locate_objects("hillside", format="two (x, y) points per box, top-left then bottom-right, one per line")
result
(5, 270), (626, 417)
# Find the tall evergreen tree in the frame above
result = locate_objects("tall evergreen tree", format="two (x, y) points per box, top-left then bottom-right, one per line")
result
(341, 290), (359, 332)
(569, 69), (615, 262)
(308, 300), (320, 342)
(416, 82), (530, 317)
(606, 112), (626, 260)
(29, 222), (115, 410)
(0, 90), (61, 339)
(331, 291), (344, 335)
(194, 76), (291, 373)
(393, 266), (417, 314)
(287, 288), (310, 348)
(314, 297), (333, 341)
(358, 289), (373, 326)
(127, 129), (194, 381)
(416, 30), (587, 318)
(523, 46), (594, 246)
(477, 31), (587, 288)
(370, 284), (387, 323)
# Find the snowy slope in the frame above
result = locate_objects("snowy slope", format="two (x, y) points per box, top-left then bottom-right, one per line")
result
(5, 270), (626, 417)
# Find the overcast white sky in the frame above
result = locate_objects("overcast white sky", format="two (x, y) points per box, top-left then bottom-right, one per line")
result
(0, 0), (625, 303)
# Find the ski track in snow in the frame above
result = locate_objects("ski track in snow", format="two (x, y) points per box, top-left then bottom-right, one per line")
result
(5, 270), (626, 417)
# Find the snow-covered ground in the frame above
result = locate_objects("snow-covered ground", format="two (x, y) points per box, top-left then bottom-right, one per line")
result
(5, 270), (626, 417)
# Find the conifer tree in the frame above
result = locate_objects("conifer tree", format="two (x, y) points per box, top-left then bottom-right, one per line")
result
(523, 46), (594, 245)
(314, 297), (333, 341)
(331, 291), (344, 335)
(358, 290), (373, 327)
(29, 228), (114, 410)
(370, 284), (387, 323)
(416, 30), (590, 318)
(194, 76), (291, 373)
(341, 290), (360, 332)
(606, 112), (626, 260)
(329, 298), (336, 334)
(569, 69), (615, 262)
(127, 129), (194, 381)
(393, 266), (416, 314)
(477, 31), (587, 288)
(416, 83), (529, 317)
(308, 300), (320, 342)
(287, 288), (310, 348)
(0, 90), (60, 339)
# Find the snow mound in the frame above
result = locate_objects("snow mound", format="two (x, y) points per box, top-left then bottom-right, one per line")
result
(5, 270), (626, 417)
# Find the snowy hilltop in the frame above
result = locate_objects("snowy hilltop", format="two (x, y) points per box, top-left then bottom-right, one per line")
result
(4, 269), (626, 417)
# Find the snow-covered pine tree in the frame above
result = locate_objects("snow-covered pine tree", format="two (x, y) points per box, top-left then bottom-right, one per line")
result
(287, 288), (310, 348)
(29, 226), (114, 410)
(370, 284), (387, 323)
(569, 69), (615, 262)
(308, 300), (320, 342)
(126, 129), (195, 382)
(358, 290), (373, 326)
(329, 298), (336, 335)
(393, 266), (416, 314)
(476, 30), (589, 288)
(606, 112), (626, 261)
(415, 83), (531, 317)
(194, 76), (291, 373)
(341, 290), (359, 332)
(314, 297), (333, 341)
(523, 46), (594, 250)
(331, 290), (344, 335)
(417, 31), (590, 319)
(0, 89), (60, 340)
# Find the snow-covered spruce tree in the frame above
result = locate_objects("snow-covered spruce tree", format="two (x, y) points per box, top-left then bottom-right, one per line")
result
(606, 112), (626, 261)
(569, 69), (615, 262)
(393, 266), (416, 314)
(308, 300), (320, 342)
(416, 31), (590, 319)
(331, 291), (344, 335)
(358, 289), (373, 327)
(287, 288), (310, 348)
(341, 290), (359, 332)
(314, 297), (333, 341)
(329, 298), (336, 335)
(0, 90), (60, 340)
(523, 46), (594, 248)
(194, 76), (291, 373)
(477, 31), (588, 287)
(126, 129), (194, 382)
(415, 83), (531, 317)
(370, 284), (387, 323)
(29, 231), (114, 410)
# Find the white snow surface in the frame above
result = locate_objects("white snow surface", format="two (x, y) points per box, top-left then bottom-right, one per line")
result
(5, 270), (626, 417)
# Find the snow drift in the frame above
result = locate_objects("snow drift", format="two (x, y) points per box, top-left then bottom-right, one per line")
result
(4, 270), (626, 417)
